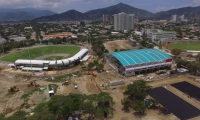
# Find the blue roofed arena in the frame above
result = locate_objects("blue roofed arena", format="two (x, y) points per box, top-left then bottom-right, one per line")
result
(105, 49), (172, 77)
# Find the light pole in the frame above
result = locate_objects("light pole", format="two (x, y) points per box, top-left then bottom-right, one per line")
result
(187, 41), (189, 50)
(28, 43), (32, 71)
(1, 42), (4, 54)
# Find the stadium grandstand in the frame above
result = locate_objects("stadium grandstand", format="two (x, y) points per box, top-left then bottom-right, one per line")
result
(106, 49), (172, 76)
(9, 49), (89, 72)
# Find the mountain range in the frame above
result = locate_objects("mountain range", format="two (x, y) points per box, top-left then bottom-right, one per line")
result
(154, 6), (200, 20)
(1, 3), (200, 21)
(0, 8), (56, 21)
(34, 3), (153, 21)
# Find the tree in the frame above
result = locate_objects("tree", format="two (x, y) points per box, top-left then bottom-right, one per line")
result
(96, 63), (104, 71)
(123, 80), (152, 101)
(133, 101), (147, 114)
(87, 62), (95, 70)
(121, 97), (131, 111)
(196, 53), (200, 62)
(48, 94), (86, 117)
(83, 101), (96, 118)
(82, 92), (114, 119)
(26, 35), (31, 40)
(171, 48), (182, 56)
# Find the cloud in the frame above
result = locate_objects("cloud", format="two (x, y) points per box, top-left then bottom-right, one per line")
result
(0, 0), (100, 9)
(154, 6), (175, 12)
(0, 0), (114, 10)
(154, 0), (200, 12)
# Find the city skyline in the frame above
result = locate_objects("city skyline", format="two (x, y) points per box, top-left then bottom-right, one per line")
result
(0, 0), (199, 13)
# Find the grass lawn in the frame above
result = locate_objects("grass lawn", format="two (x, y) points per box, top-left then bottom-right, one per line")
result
(0, 45), (80, 62)
(44, 56), (65, 60)
(168, 42), (200, 51)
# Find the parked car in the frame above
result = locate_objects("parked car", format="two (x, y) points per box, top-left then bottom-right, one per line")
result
(74, 84), (78, 89)
(68, 117), (72, 120)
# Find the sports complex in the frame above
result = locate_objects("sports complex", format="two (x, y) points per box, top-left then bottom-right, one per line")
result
(106, 48), (172, 77)
(0, 45), (90, 71)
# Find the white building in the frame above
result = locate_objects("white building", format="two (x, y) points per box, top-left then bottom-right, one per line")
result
(114, 12), (134, 31)
(152, 31), (176, 44)
(145, 29), (176, 44)
(0, 38), (7, 44)
(180, 15), (185, 21)
(12, 37), (26, 42)
(171, 15), (177, 23)
(134, 31), (143, 36)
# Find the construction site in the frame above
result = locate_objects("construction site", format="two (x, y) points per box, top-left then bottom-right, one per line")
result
(1, 58), (200, 120)
(105, 40), (139, 52)
(0, 41), (200, 120)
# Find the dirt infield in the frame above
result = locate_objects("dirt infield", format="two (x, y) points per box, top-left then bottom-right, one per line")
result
(105, 40), (139, 52)
(34, 53), (69, 60)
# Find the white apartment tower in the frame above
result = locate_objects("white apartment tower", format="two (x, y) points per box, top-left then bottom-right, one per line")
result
(114, 12), (134, 31)
(171, 15), (177, 23)
(180, 15), (185, 21)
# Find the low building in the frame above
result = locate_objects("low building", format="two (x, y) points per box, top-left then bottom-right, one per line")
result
(0, 38), (7, 44)
(134, 31), (143, 36)
(12, 37), (26, 42)
(42, 32), (73, 40)
(146, 29), (176, 44)
(152, 31), (176, 44)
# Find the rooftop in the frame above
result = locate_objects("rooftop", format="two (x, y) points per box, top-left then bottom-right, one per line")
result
(109, 49), (172, 66)
(155, 31), (176, 34)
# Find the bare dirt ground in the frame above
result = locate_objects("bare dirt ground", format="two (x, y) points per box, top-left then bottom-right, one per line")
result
(95, 64), (200, 120)
(34, 53), (69, 60)
(1, 59), (200, 119)
(105, 40), (139, 52)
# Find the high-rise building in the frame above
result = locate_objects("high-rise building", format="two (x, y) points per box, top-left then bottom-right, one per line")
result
(170, 15), (177, 23)
(103, 14), (113, 24)
(114, 12), (134, 31)
(180, 15), (185, 21)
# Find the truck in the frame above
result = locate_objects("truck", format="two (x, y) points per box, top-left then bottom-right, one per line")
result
(156, 70), (167, 74)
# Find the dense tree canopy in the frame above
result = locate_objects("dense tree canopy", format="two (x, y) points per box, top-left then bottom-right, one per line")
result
(46, 93), (114, 119)
(123, 80), (152, 101)
(171, 48), (182, 56)
(122, 80), (155, 114)
(48, 94), (85, 117)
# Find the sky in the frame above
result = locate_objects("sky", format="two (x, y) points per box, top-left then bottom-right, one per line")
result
(0, 0), (200, 13)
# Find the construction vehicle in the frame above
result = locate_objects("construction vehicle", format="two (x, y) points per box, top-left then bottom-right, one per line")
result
(62, 81), (71, 86)
(156, 70), (167, 74)
(27, 80), (39, 87)
(8, 86), (19, 92)
(87, 71), (97, 77)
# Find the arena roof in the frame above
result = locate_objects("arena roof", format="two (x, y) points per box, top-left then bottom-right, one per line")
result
(109, 49), (172, 66)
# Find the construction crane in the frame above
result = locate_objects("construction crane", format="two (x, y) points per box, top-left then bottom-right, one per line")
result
(27, 80), (39, 87)
(8, 86), (19, 92)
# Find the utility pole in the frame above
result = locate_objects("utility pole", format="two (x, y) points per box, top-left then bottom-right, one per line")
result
(1, 43), (4, 54)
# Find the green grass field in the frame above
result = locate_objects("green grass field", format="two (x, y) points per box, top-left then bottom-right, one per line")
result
(168, 42), (200, 51)
(0, 45), (80, 62)
(44, 56), (65, 60)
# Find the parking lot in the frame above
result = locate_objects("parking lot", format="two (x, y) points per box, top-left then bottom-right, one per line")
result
(171, 81), (200, 101)
(150, 87), (200, 120)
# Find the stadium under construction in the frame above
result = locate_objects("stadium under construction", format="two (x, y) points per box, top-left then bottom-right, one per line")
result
(106, 49), (172, 77)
